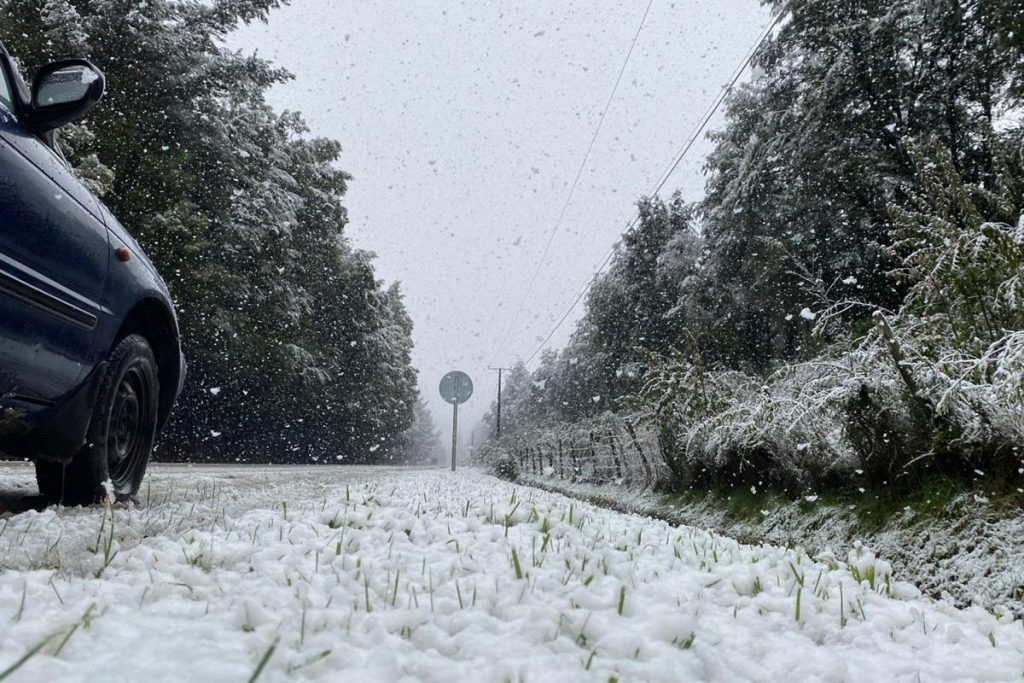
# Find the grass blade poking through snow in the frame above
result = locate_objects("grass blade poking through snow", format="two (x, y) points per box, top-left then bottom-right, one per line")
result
(840, 583), (846, 628)
(13, 583), (26, 622)
(247, 639), (277, 683)
(0, 634), (55, 681)
(54, 604), (96, 657)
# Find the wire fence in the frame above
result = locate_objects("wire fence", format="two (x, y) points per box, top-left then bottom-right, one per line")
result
(483, 413), (674, 488)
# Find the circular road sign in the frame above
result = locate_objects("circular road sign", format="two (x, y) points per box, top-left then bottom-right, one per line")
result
(439, 371), (473, 405)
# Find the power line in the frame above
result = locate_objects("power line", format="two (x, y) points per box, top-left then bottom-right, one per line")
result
(523, 215), (638, 365)
(491, 0), (657, 365)
(517, 5), (790, 367)
(647, 6), (785, 198)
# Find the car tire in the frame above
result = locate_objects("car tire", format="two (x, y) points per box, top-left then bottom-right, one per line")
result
(36, 334), (160, 506)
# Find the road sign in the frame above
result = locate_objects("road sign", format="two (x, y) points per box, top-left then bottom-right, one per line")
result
(439, 371), (473, 405)
(439, 370), (473, 471)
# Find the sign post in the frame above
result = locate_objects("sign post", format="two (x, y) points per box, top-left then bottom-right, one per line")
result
(439, 370), (473, 471)
(451, 403), (458, 472)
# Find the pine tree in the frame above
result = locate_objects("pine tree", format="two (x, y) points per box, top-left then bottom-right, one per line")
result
(398, 396), (444, 464)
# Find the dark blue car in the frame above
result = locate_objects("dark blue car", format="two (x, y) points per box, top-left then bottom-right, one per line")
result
(0, 42), (184, 505)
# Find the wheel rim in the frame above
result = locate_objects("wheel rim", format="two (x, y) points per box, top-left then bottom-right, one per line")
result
(107, 364), (151, 487)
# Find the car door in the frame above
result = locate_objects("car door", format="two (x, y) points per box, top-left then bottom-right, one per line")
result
(0, 63), (109, 406)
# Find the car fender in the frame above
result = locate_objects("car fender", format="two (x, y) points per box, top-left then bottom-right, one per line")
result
(97, 230), (184, 434)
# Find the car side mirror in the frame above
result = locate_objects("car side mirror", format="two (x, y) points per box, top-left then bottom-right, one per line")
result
(27, 59), (105, 133)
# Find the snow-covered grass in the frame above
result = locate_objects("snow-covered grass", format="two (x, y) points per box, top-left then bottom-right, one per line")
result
(517, 472), (1024, 619)
(0, 463), (1020, 682)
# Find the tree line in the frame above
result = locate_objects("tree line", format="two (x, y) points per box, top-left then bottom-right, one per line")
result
(0, 0), (441, 463)
(483, 0), (1024, 496)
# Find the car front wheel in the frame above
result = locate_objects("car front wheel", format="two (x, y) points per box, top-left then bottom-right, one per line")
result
(36, 334), (160, 506)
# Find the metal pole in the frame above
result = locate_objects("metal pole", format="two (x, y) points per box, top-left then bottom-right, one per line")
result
(451, 401), (459, 472)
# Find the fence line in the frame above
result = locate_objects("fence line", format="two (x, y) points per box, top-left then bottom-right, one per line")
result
(488, 413), (673, 488)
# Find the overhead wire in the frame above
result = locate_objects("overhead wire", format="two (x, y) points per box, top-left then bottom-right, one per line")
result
(522, 215), (638, 365)
(490, 0), (657, 365)
(516, 4), (790, 367)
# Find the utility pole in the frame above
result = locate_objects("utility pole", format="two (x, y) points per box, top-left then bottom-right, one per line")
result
(489, 366), (511, 440)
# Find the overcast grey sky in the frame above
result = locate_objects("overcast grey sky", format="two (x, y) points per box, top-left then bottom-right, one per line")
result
(233, 0), (770, 444)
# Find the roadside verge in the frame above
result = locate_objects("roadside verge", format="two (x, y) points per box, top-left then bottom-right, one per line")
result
(512, 472), (1024, 618)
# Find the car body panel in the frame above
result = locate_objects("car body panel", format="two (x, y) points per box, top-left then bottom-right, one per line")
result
(0, 43), (184, 462)
(0, 110), (109, 405)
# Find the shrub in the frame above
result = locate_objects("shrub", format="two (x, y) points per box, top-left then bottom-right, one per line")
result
(492, 453), (520, 482)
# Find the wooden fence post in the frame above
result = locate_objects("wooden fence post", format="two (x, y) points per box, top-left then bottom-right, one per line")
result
(625, 421), (654, 485)
(608, 430), (623, 480)
(588, 431), (598, 480)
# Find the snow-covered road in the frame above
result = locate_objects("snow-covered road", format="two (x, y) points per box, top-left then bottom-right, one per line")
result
(0, 463), (1019, 682)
